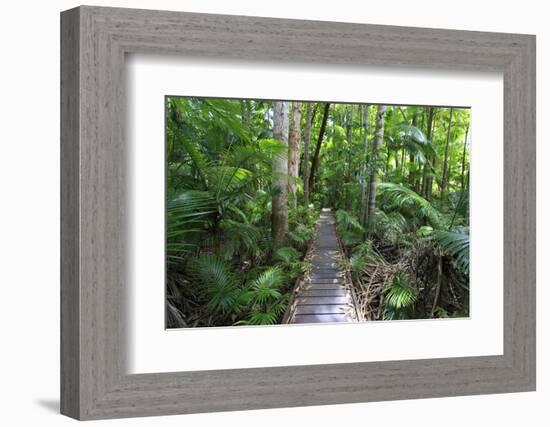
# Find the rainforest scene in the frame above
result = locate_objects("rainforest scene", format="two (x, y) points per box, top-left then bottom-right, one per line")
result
(166, 97), (470, 328)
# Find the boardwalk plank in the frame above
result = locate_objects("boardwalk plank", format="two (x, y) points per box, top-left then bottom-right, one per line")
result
(295, 305), (350, 315)
(308, 278), (345, 284)
(288, 210), (357, 324)
(297, 296), (350, 305)
(301, 289), (347, 297)
(302, 283), (346, 290)
(292, 314), (348, 323)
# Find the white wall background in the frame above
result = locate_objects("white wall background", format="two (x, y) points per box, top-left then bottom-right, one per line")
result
(0, 0), (546, 425)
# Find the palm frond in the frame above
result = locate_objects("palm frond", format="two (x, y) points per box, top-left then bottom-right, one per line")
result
(336, 209), (364, 233)
(251, 267), (285, 292)
(378, 183), (442, 228)
(207, 165), (253, 195)
(383, 273), (417, 320)
(433, 228), (470, 274)
(335, 210), (365, 245)
(273, 246), (301, 264)
(350, 253), (366, 277)
(186, 255), (241, 315)
(166, 191), (217, 263)
(219, 219), (262, 260)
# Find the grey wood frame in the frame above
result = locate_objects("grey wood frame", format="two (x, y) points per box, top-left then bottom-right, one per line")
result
(60, 5), (536, 420)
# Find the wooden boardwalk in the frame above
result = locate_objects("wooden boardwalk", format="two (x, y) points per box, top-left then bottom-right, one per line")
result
(285, 209), (359, 324)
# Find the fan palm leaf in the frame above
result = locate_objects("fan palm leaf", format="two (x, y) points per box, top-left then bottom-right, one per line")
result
(378, 183), (443, 228)
(434, 228), (470, 274)
(186, 255), (241, 315)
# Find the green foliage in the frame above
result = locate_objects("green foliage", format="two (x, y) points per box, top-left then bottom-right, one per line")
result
(186, 255), (241, 316)
(273, 246), (300, 263)
(335, 209), (365, 245)
(416, 225), (434, 237)
(383, 273), (417, 320)
(288, 206), (318, 251)
(378, 183), (443, 228)
(371, 209), (409, 244)
(434, 227), (470, 274)
(166, 190), (217, 263)
(348, 240), (382, 279)
(238, 267), (288, 325)
(273, 246), (305, 279)
(386, 123), (435, 164)
(166, 98), (471, 326)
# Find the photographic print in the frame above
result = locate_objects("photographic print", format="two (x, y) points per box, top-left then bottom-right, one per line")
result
(165, 97), (470, 328)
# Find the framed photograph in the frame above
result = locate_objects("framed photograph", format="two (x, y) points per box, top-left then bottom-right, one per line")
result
(61, 5), (536, 420)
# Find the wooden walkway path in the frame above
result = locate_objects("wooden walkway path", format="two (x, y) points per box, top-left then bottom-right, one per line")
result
(285, 209), (359, 324)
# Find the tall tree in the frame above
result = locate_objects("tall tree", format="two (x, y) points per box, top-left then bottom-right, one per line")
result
(345, 105), (355, 211)
(365, 105), (386, 231)
(288, 101), (302, 207)
(302, 103), (313, 207)
(440, 107), (454, 196)
(421, 107), (436, 198)
(308, 103), (330, 192)
(460, 124), (470, 192)
(359, 105), (370, 228)
(272, 101), (290, 249)
(408, 111), (418, 185)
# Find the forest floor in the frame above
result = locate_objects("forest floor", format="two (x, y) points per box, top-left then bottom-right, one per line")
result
(285, 209), (359, 324)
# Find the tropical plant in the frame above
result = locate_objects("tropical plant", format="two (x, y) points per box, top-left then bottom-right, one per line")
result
(186, 255), (242, 317)
(335, 209), (365, 245)
(165, 98), (471, 327)
(166, 190), (217, 264)
(238, 267), (287, 325)
(433, 227), (470, 274)
(378, 183), (443, 228)
(382, 273), (417, 320)
(273, 246), (305, 279)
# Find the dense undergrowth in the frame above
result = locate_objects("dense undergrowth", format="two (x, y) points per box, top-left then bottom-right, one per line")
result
(166, 97), (471, 326)
(166, 98), (319, 327)
(335, 184), (470, 320)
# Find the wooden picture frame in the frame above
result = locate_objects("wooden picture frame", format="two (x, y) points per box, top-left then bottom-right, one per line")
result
(60, 5), (536, 420)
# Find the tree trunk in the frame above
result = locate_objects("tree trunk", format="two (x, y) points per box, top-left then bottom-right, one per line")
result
(365, 105), (386, 231)
(272, 101), (290, 249)
(345, 105), (355, 210)
(308, 103), (330, 192)
(408, 112), (418, 185)
(440, 107), (454, 196)
(421, 107), (435, 198)
(302, 103), (313, 207)
(288, 101), (302, 208)
(385, 145), (391, 176)
(460, 124), (469, 191)
(359, 105), (370, 228)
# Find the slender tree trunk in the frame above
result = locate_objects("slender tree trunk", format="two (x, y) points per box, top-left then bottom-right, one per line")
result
(448, 124), (471, 229)
(421, 107), (436, 198)
(385, 145), (391, 175)
(345, 105), (355, 211)
(408, 112), (418, 185)
(288, 101), (302, 208)
(272, 101), (290, 249)
(359, 105), (370, 228)
(460, 124), (469, 191)
(365, 105), (386, 231)
(432, 252), (443, 317)
(302, 103), (313, 207)
(308, 103), (330, 192)
(440, 107), (454, 196)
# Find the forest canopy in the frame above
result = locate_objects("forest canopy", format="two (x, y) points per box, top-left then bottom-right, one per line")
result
(166, 97), (470, 328)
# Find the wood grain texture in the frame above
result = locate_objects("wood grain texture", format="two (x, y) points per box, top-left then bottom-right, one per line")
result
(60, 7), (80, 419)
(60, 5), (536, 420)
